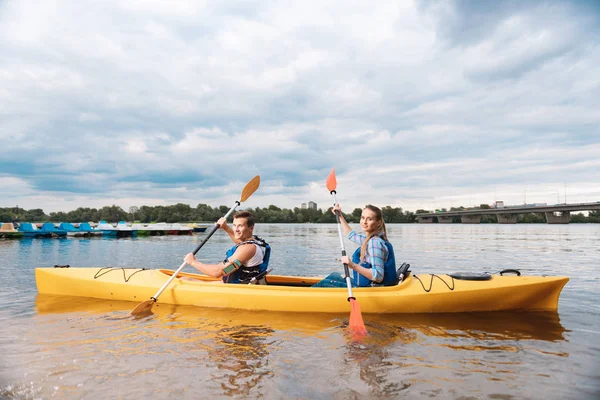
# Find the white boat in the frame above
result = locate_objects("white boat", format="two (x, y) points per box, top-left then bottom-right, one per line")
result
(169, 223), (193, 235)
(97, 221), (134, 237)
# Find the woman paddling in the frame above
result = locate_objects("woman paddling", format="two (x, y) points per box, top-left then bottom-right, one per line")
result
(313, 204), (396, 288)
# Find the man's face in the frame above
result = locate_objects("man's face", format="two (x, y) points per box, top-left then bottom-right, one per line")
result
(232, 217), (252, 240)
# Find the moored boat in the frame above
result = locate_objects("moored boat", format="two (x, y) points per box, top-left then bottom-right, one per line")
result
(189, 223), (208, 233)
(34, 267), (569, 314)
(131, 223), (151, 236)
(18, 222), (52, 238)
(169, 223), (193, 235)
(147, 224), (169, 236)
(40, 223), (67, 237)
(77, 222), (103, 236)
(0, 223), (24, 239)
(58, 222), (102, 237)
(97, 221), (134, 237)
(118, 221), (137, 237)
(150, 222), (193, 235)
(59, 222), (85, 237)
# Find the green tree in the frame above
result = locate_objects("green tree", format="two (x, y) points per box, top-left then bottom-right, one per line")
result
(588, 210), (600, 223)
(98, 205), (128, 223)
(351, 208), (362, 223)
(570, 213), (587, 223)
(24, 208), (48, 222)
(49, 211), (68, 222)
(518, 213), (546, 223)
(129, 206), (140, 221)
(480, 215), (496, 223)
(294, 208), (306, 223)
(381, 206), (398, 222)
(0, 209), (13, 222)
(5, 202), (600, 225)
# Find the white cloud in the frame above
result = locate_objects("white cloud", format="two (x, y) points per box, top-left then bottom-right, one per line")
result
(0, 0), (598, 214)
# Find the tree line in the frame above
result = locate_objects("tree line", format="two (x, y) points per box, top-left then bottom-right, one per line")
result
(1, 204), (417, 224)
(1, 204), (599, 224)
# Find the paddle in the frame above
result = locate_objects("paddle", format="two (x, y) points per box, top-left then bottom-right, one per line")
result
(325, 168), (368, 335)
(131, 175), (261, 316)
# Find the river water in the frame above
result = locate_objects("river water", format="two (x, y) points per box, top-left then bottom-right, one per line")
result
(0, 223), (598, 399)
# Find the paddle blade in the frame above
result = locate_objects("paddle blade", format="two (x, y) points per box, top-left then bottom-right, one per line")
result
(349, 298), (368, 336)
(131, 299), (155, 316)
(240, 175), (260, 202)
(326, 168), (337, 192)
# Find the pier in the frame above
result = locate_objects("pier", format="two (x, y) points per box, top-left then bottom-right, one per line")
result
(416, 202), (600, 224)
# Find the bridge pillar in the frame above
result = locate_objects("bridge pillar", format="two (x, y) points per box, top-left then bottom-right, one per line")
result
(545, 211), (570, 224)
(497, 214), (517, 224)
(437, 216), (453, 224)
(417, 217), (433, 223)
(461, 215), (481, 224)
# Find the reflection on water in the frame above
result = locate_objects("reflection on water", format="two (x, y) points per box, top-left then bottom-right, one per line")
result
(203, 325), (274, 396)
(0, 295), (566, 398)
(35, 295), (567, 342)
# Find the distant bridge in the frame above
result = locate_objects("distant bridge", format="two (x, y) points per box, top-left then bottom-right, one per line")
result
(415, 202), (600, 224)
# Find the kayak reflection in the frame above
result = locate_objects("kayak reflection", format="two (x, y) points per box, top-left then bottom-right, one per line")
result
(340, 312), (567, 397)
(36, 294), (566, 342)
(367, 311), (567, 343)
(35, 294), (346, 334)
(34, 294), (567, 397)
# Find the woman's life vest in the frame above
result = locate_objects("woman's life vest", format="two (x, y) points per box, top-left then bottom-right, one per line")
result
(351, 240), (396, 287)
(223, 236), (271, 284)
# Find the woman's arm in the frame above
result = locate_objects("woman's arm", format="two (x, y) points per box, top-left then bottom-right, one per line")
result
(340, 255), (374, 280)
(332, 204), (352, 236)
(363, 237), (386, 283)
(339, 237), (386, 283)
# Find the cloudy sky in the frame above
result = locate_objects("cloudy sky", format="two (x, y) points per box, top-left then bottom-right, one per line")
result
(1, 0), (599, 214)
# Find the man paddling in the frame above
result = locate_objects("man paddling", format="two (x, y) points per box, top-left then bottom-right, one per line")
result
(184, 211), (271, 283)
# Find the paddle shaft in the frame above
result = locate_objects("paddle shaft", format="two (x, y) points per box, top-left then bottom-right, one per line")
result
(150, 201), (241, 301)
(331, 190), (355, 300)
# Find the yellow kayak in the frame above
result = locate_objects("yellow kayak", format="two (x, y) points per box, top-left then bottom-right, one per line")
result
(35, 267), (568, 314)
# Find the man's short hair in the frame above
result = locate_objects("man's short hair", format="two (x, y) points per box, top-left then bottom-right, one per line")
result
(233, 210), (255, 228)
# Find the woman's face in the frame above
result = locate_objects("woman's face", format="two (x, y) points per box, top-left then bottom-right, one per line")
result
(360, 208), (379, 234)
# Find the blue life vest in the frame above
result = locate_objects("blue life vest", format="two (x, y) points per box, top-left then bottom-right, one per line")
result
(223, 236), (271, 284)
(350, 239), (396, 287)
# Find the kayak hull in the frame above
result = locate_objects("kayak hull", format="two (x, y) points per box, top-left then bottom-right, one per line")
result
(35, 267), (569, 314)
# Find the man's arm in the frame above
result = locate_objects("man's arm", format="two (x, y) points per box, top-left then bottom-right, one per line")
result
(184, 253), (227, 278)
(183, 244), (256, 278)
(227, 244), (256, 266)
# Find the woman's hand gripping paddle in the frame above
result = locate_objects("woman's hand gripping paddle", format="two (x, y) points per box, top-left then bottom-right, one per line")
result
(131, 176), (261, 316)
(326, 169), (368, 336)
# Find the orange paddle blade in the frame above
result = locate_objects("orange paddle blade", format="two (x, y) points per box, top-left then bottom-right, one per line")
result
(325, 168), (337, 192)
(349, 298), (368, 335)
(131, 299), (155, 316)
(240, 175), (260, 202)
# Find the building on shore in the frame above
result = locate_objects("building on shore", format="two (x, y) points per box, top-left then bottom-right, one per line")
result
(300, 201), (318, 210)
